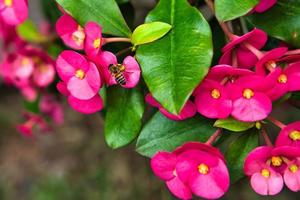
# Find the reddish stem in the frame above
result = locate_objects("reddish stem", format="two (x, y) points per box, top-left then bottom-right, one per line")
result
(261, 128), (273, 147)
(242, 42), (264, 59)
(284, 49), (300, 56)
(232, 49), (238, 67)
(205, 128), (222, 145)
(204, 0), (235, 40)
(267, 116), (286, 129)
(104, 37), (131, 44)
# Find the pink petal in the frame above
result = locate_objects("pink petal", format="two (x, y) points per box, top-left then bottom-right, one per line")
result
(56, 82), (70, 96)
(159, 100), (196, 121)
(188, 159), (230, 199)
(244, 146), (272, 176)
(255, 47), (288, 75)
(33, 64), (55, 87)
(194, 79), (232, 119)
(56, 14), (84, 50)
(0, 0), (28, 25)
(236, 48), (258, 69)
(56, 50), (89, 82)
(166, 177), (192, 200)
(67, 62), (101, 100)
(275, 121), (300, 148)
(231, 93), (272, 122)
(150, 151), (177, 181)
(254, 0), (277, 13)
(250, 171), (283, 195)
(84, 21), (102, 58)
(285, 61), (300, 91)
(145, 93), (161, 108)
(68, 94), (104, 114)
(94, 51), (117, 85)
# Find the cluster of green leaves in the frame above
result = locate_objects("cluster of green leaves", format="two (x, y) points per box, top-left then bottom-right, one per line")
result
(53, 0), (300, 183)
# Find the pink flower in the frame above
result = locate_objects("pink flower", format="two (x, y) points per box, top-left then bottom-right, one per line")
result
(228, 75), (272, 122)
(56, 50), (102, 100)
(57, 82), (104, 114)
(219, 28), (267, 69)
(255, 47), (288, 75)
(33, 63), (55, 87)
(266, 62), (300, 100)
(146, 94), (196, 121)
(244, 146), (300, 195)
(0, 0), (28, 25)
(20, 84), (37, 102)
(283, 158), (300, 192)
(275, 121), (300, 148)
(11, 55), (34, 80)
(56, 14), (85, 50)
(151, 152), (192, 200)
(84, 22), (103, 59)
(40, 94), (64, 125)
(194, 79), (232, 119)
(96, 52), (141, 88)
(254, 0), (277, 13)
(151, 142), (229, 200)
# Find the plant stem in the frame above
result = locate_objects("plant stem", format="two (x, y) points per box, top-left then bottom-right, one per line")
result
(104, 37), (131, 44)
(115, 47), (132, 57)
(267, 116), (286, 129)
(242, 42), (264, 59)
(205, 128), (222, 145)
(261, 128), (273, 147)
(284, 49), (300, 56)
(204, 0), (235, 39)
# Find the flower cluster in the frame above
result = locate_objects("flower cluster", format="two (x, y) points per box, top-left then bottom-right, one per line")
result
(151, 142), (230, 199)
(55, 14), (141, 114)
(0, 0), (28, 25)
(194, 28), (300, 122)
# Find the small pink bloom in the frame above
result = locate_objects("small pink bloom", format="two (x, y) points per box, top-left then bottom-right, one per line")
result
(146, 94), (196, 121)
(57, 82), (103, 114)
(0, 0), (28, 25)
(175, 143), (230, 199)
(254, 0), (277, 13)
(194, 79), (232, 119)
(283, 158), (300, 192)
(219, 28), (267, 69)
(151, 152), (192, 200)
(40, 94), (64, 125)
(56, 50), (102, 100)
(56, 14), (85, 50)
(229, 75), (272, 122)
(84, 21), (103, 59)
(20, 84), (37, 102)
(255, 47), (288, 75)
(33, 63), (55, 87)
(96, 53), (141, 88)
(275, 121), (300, 148)
(12, 55), (34, 80)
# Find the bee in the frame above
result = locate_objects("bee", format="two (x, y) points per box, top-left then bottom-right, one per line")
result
(109, 64), (126, 85)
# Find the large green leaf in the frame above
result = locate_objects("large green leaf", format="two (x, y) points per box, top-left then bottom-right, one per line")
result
(136, 112), (216, 157)
(224, 129), (259, 183)
(215, 0), (259, 22)
(104, 86), (144, 149)
(136, 0), (212, 115)
(55, 0), (131, 37)
(247, 0), (300, 47)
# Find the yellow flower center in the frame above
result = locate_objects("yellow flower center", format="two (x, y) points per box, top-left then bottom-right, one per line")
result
(38, 64), (48, 73)
(173, 170), (177, 177)
(4, 0), (12, 7)
(261, 169), (270, 178)
(278, 74), (288, 84)
(198, 163), (209, 175)
(211, 89), (221, 99)
(93, 38), (101, 49)
(75, 69), (85, 80)
(289, 164), (299, 173)
(21, 58), (30, 66)
(243, 89), (254, 99)
(271, 156), (283, 167)
(289, 130), (300, 141)
(72, 26), (85, 46)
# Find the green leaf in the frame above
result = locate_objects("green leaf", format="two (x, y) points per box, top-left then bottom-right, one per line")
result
(215, 0), (259, 22)
(136, 0), (212, 114)
(214, 117), (255, 132)
(131, 22), (172, 47)
(104, 86), (144, 149)
(55, 0), (132, 37)
(24, 98), (40, 114)
(136, 112), (216, 157)
(224, 129), (259, 182)
(17, 20), (48, 43)
(247, 0), (300, 47)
